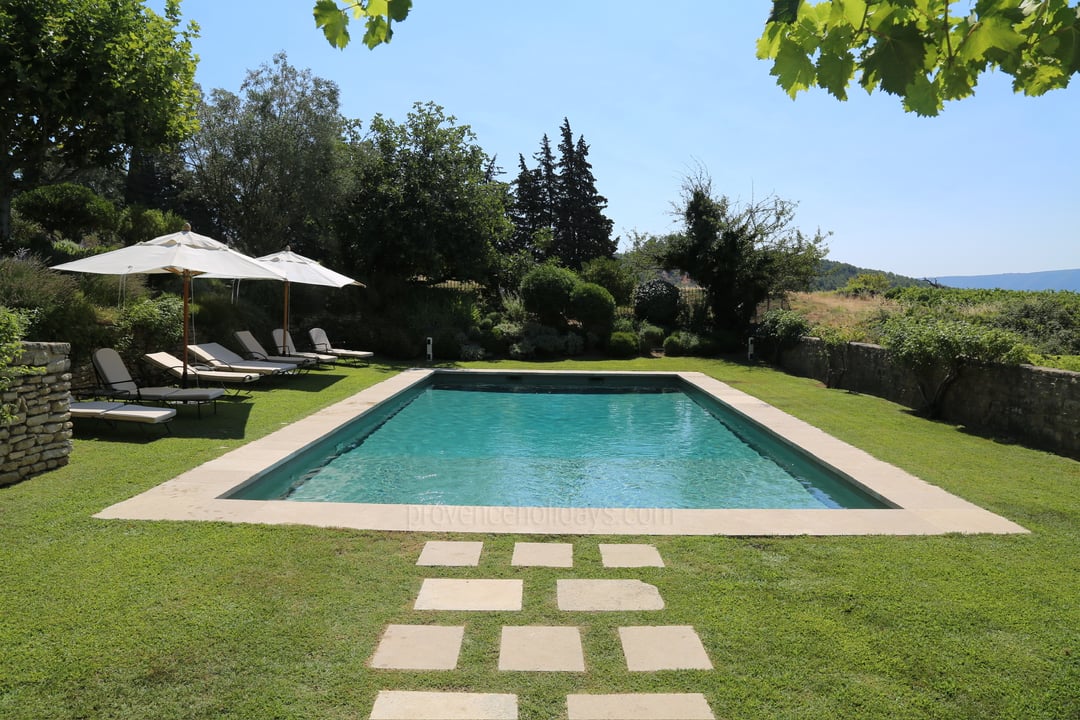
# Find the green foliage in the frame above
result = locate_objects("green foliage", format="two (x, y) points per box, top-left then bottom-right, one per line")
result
(814, 259), (925, 292)
(114, 296), (185, 371)
(632, 278), (681, 326)
(663, 330), (719, 357)
(11, 183), (119, 243)
(0, 306), (32, 424)
(511, 120), (616, 270)
(1, 0), (199, 245)
(116, 206), (185, 246)
(519, 264), (578, 326)
(607, 331), (639, 358)
(886, 286), (1080, 355)
(185, 53), (351, 256)
(664, 173), (827, 337)
(881, 315), (1030, 416)
(637, 322), (666, 353)
(568, 282), (616, 336)
(0, 255), (114, 363)
(840, 272), (892, 297)
(760, 0), (1080, 116)
(580, 256), (637, 306)
(755, 308), (811, 360)
(338, 102), (510, 285)
(313, 0), (412, 50)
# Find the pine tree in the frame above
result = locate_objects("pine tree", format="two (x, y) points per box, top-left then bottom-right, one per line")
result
(508, 153), (544, 255)
(552, 118), (614, 270)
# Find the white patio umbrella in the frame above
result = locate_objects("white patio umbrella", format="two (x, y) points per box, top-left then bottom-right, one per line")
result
(203, 247), (365, 352)
(52, 225), (286, 384)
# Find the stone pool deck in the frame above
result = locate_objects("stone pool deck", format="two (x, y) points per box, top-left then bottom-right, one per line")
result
(95, 369), (1028, 536)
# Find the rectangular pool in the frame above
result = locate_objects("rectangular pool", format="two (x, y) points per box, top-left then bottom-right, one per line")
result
(94, 369), (1028, 536)
(230, 372), (887, 510)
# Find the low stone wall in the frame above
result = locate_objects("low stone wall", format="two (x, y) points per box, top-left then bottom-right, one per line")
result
(779, 338), (1080, 459)
(0, 342), (73, 486)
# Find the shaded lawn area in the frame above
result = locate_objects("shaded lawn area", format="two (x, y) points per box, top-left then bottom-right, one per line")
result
(1, 358), (1077, 719)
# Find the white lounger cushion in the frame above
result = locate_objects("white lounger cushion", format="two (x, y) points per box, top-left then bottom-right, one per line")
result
(70, 401), (176, 425)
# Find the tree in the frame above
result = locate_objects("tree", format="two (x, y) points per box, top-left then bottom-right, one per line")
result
(664, 172), (828, 339)
(759, 0), (1080, 116)
(0, 0), (199, 248)
(510, 121), (615, 270)
(314, 0), (412, 49)
(336, 101), (511, 286)
(552, 119), (616, 269)
(183, 54), (352, 257)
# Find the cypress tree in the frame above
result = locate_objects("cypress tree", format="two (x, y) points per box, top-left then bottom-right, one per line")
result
(552, 118), (614, 270)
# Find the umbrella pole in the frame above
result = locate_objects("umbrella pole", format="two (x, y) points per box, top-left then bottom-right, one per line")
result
(281, 280), (290, 354)
(182, 272), (190, 388)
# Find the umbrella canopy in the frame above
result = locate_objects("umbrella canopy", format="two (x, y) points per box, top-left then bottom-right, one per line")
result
(52, 226), (285, 383)
(202, 247), (364, 352)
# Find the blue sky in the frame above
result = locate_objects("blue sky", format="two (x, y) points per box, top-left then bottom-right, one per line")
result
(160, 1), (1079, 278)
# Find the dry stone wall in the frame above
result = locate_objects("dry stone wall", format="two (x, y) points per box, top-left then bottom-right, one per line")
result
(0, 342), (73, 486)
(780, 338), (1080, 459)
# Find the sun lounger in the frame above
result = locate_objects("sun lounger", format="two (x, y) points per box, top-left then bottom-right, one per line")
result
(234, 330), (316, 368)
(69, 400), (175, 432)
(187, 343), (301, 375)
(144, 351), (261, 392)
(272, 329), (338, 365)
(92, 348), (224, 417)
(308, 327), (374, 365)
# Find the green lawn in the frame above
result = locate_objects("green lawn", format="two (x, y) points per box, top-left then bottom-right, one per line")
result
(1, 358), (1077, 719)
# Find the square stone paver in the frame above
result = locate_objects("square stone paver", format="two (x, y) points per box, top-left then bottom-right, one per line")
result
(619, 626), (712, 670)
(499, 626), (585, 671)
(511, 542), (573, 567)
(599, 543), (665, 568)
(416, 540), (483, 566)
(370, 690), (517, 719)
(369, 624), (464, 670)
(567, 693), (714, 719)
(415, 578), (523, 611)
(557, 579), (664, 611)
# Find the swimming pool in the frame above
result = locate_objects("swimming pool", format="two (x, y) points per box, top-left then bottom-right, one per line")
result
(230, 372), (887, 510)
(95, 369), (1028, 535)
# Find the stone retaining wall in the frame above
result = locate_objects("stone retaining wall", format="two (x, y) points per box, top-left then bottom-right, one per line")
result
(779, 338), (1080, 459)
(0, 342), (73, 486)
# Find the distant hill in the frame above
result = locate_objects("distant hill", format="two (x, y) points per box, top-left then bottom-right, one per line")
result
(813, 260), (925, 291)
(933, 269), (1080, 292)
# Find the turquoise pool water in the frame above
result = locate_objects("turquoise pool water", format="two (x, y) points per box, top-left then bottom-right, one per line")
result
(231, 374), (885, 509)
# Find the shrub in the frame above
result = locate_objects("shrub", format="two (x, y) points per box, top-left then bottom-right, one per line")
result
(114, 296), (185, 371)
(632, 279), (680, 326)
(522, 322), (565, 356)
(117, 206), (185, 246)
(754, 308), (811, 361)
(0, 307), (33, 425)
(663, 330), (718, 357)
(0, 255), (113, 363)
(12, 183), (118, 244)
(638, 322), (665, 353)
(607, 331), (638, 358)
(519, 264), (578, 325)
(569, 282), (615, 336)
(881, 316), (1030, 417)
(580, 257), (636, 306)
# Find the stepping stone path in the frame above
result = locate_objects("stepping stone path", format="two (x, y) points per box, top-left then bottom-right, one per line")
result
(367, 540), (715, 719)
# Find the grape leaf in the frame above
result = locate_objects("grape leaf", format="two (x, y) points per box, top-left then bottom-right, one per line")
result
(860, 23), (927, 95)
(313, 0), (350, 49)
(816, 49), (856, 99)
(958, 15), (1026, 63)
(769, 0), (803, 23)
(388, 0), (413, 22)
(772, 37), (818, 97)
